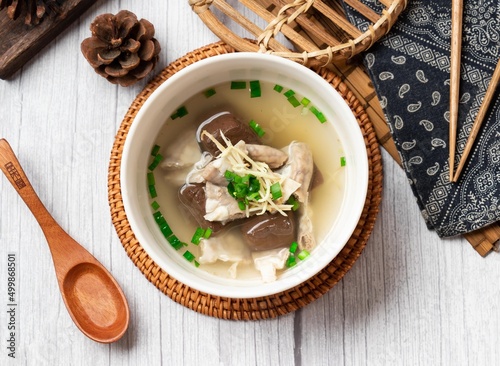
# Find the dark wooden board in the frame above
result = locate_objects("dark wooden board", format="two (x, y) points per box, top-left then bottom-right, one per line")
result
(0, 0), (99, 79)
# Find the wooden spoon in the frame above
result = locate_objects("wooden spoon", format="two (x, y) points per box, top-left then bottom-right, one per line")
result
(0, 139), (129, 343)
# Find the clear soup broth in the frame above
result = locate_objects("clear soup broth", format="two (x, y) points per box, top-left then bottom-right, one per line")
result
(148, 80), (346, 281)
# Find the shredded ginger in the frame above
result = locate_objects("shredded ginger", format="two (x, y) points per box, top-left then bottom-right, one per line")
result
(201, 130), (296, 216)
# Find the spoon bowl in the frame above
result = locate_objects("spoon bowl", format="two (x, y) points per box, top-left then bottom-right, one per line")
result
(0, 138), (129, 343)
(62, 262), (129, 343)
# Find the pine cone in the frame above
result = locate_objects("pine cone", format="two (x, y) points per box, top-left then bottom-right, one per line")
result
(0, 0), (64, 25)
(81, 10), (161, 87)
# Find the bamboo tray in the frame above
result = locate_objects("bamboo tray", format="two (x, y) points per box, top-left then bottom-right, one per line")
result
(189, 0), (407, 66)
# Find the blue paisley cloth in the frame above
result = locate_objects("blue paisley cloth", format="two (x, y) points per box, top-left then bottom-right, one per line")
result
(342, 1), (500, 237)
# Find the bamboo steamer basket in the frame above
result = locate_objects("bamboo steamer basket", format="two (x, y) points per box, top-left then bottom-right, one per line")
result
(189, 0), (408, 67)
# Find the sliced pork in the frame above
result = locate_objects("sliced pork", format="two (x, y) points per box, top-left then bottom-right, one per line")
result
(246, 144), (288, 169)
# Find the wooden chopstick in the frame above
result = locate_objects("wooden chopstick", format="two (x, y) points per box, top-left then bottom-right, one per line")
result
(452, 58), (500, 182)
(449, 0), (464, 181)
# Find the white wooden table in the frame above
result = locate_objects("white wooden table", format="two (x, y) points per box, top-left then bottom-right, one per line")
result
(1, 2), (499, 365)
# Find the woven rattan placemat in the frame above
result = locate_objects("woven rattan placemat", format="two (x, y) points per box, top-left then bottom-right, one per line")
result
(107, 41), (383, 320)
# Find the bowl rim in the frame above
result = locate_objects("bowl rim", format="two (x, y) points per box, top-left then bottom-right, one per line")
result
(121, 52), (369, 298)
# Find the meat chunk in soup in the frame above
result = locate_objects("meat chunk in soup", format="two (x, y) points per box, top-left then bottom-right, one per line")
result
(160, 127), (201, 170)
(198, 235), (251, 265)
(279, 141), (314, 203)
(252, 248), (290, 283)
(245, 144), (288, 169)
(297, 205), (315, 250)
(278, 141), (317, 250)
(240, 211), (297, 251)
(204, 182), (247, 223)
(178, 184), (225, 233)
(197, 112), (260, 155)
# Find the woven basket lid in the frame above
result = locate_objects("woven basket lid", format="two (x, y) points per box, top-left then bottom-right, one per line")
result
(189, 0), (407, 67)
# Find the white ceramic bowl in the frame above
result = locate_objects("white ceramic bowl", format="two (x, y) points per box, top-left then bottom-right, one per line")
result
(121, 53), (368, 298)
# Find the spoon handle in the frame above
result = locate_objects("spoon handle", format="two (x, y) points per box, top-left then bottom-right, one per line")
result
(0, 139), (85, 275)
(0, 139), (59, 234)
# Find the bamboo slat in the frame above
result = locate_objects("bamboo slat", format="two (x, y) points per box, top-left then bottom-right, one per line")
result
(449, 0), (463, 181)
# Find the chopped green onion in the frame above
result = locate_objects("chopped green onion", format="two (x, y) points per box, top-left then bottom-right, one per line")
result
(227, 182), (235, 197)
(191, 227), (205, 245)
(224, 170), (237, 182)
(284, 89), (295, 98)
(300, 97), (311, 106)
(250, 80), (261, 98)
(160, 223), (173, 238)
(194, 260), (200, 268)
(286, 196), (300, 211)
(298, 250), (310, 260)
(289, 241), (298, 254)
(204, 88), (216, 98)
(249, 119), (265, 137)
(231, 81), (246, 89)
(148, 184), (157, 198)
(270, 182), (282, 200)
(287, 95), (301, 108)
(167, 235), (183, 250)
(317, 112), (327, 123)
(225, 171), (262, 209)
(152, 211), (173, 238)
(249, 177), (260, 193)
(171, 106), (188, 119)
(153, 211), (167, 226)
(183, 250), (195, 262)
(310, 106), (327, 123)
(153, 211), (164, 223)
(286, 255), (297, 268)
(340, 156), (346, 167)
(147, 172), (155, 186)
(148, 153), (163, 171)
(238, 201), (246, 211)
(274, 84), (284, 93)
(233, 184), (247, 198)
(249, 120), (257, 129)
(248, 192), (261, 201)
(178, 106), (188, 117)
(224, 170), (241, 182)
(151, 144), (160, 156)
(203, 228), (212, 239)
(151, 201), (160, 211)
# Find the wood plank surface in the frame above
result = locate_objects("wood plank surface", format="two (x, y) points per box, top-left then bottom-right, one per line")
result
(0, 1), (499, 365)
(0, 0), (99, 79)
